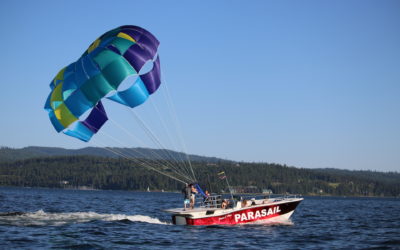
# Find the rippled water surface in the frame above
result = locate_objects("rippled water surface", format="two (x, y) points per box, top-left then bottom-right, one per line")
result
(0, 187), (399, 249)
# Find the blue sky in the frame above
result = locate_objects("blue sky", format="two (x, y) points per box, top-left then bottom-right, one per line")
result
(0, 0), (399, 171)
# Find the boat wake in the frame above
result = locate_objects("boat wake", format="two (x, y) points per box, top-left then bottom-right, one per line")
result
(0, 210), (170, 226)
(248, 218), (294, 226)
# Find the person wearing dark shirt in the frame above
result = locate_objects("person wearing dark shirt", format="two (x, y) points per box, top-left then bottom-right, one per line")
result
(182, 183), (191, 210)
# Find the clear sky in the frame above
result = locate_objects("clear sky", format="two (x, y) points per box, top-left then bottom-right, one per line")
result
(0, 0), (399, 172)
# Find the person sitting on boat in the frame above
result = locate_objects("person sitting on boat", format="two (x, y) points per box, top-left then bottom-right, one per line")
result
(251, 198), (256, 206)
(241, 199), (249, 208)
(221, 199), (229, 209)
(190, 184), (198, 209)
(203, 190), (210, 201)
(203, 190), (211, 207)
(182, 183), (191, 211)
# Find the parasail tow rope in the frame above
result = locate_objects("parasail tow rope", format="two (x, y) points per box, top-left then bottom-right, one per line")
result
(161, 74), (197, 181)
(96, 130), (195, 184)
(129, 109), (195, 182)
(90, 138), (190, 184)
(106, 117), (195, 183)
(69, 123), (194, 184)
(149, 98), (193, 180)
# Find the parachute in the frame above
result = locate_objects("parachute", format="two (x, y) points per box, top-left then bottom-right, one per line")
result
(44, 25), (197, 184)
(44, 25), (161, 142)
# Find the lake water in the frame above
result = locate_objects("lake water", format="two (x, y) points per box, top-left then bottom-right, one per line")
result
(0, 187), (399, 249)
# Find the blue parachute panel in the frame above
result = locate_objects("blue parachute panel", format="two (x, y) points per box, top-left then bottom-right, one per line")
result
(63, 121), (94, 142)
(107, 77), (149, 108)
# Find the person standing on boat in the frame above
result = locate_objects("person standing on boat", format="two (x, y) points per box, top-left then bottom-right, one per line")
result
(182, 183), (191, 210)
(190, 184), (198, 209)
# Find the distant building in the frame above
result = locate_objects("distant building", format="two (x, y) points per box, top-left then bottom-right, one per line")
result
(262, 189), (273, 194)
(231, 186), (259, 194)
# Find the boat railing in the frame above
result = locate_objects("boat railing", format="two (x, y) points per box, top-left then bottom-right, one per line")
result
(197, 195), (224, 208)
(195, 194), (302, 209)
(234, 194), (302, 202)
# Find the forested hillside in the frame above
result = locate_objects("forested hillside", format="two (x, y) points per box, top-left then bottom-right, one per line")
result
(0, 156), (399, 197)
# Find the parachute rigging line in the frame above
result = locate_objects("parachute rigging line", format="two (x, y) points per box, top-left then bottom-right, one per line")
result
(91, 137), (192, 184)
(97, 128), (195, 183)
(129, 109), (195, 181)
(161, 73), (196, 181)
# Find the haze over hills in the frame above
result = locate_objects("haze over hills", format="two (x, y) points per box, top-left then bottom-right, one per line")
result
(0, 146), (226, 163)
(1, 146), (398, 175)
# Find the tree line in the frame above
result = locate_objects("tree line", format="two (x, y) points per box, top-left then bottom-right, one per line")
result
(0, 156), (399, 197)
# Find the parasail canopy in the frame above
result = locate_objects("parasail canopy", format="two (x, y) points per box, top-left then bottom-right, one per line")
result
(44, 25), (161, 142)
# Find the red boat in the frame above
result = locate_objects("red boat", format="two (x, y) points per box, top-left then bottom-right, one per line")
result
(165, 195), (303, 226)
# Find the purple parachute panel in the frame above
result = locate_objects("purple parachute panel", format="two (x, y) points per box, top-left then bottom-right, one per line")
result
(82, 101), (108, 133)
(124, 43), (153, 73)
(140, 56), (161, 94)
(120, 26), (159, 58)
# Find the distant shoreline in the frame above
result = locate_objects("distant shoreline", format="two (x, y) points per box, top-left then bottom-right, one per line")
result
(0, 186), (398, 198)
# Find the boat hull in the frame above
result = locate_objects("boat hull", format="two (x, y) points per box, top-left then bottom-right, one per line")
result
(170, 198), (302, 226)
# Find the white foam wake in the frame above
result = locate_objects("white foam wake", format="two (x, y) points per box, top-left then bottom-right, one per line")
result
(0, 210), (170, 226)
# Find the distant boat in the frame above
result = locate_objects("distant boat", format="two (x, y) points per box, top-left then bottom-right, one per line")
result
(147, 186), (150, 192)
